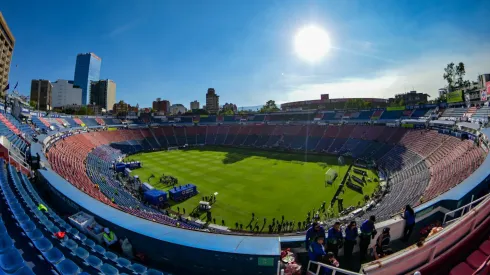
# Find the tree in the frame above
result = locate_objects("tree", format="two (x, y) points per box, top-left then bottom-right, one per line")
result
(260, 100), (280, 113)
(344, 99), (369, 109)
(443, 62), (456, 92)
(455, 62), (466, 87)
(29, 100), (37, 109)
(221, 109), (235, 116)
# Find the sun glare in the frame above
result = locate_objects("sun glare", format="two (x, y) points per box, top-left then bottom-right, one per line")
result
(294, 25), (331, 63)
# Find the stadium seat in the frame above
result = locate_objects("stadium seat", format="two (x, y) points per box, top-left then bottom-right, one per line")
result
(19, 220), (36, 232)
(0, 234), (13, 253)
(75, 247), (89, 260)
(33, 237), (53, 252)
(131, 263), (147, 274)
(467, 250), (487, 269)
(55, 259), (81, 275)
(86, 255), (103, 269)
(82, 238), (95, 249)
(26, 229), (43, 241)
(145, 269), (165, 275)
(479, 240), (490, 255)
(450, 262), (475, 275)
(43, 247), (65, 264)
(115, 257), (131, 268)
(62, 239), (78, 251)
(93, 244), (106, 255)
(101, 263), (119, 275)
(104, 251), (118, 262)
(11, 266), (36, 275)
(0, 248), (25, 273)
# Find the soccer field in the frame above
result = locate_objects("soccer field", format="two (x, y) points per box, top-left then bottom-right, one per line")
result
(126, 147), (379, 228)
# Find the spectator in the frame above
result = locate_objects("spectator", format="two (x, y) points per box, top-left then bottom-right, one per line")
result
(103, 228), (118, 248)
(344, 221), (358, 261)
(120, 237), (134, 259)
(308, 236), (326, 261)
(326, 222), (343, 257)
(359, 215), (377, 262)
(401, 205), (416, 242)
(305, 222), (326, 249)
(375, 228), (391, 259)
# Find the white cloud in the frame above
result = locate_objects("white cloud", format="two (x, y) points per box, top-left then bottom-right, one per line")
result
(281, 44), (490, 103)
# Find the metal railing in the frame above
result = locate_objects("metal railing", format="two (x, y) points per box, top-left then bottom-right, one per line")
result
(443, 193), (490, 225)
(306, 260), (362, 275)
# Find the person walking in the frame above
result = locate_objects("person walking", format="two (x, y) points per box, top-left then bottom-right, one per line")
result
(344, 221), (358, 261)
(401, 205), (416, 242)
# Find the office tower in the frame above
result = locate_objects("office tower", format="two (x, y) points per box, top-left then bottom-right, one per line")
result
(90, 79), (116, 110)
(30, 80), (52, 111)
(51, 80), (82, 108)
(74, 53), (101, 105)
(206, 88), (219, 114)
(152, 98), (171, 114)
(0, 12), (15, 97)
(190, 100), (200, 110)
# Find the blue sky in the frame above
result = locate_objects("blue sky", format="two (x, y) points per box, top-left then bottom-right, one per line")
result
(2, 0), (490, 108)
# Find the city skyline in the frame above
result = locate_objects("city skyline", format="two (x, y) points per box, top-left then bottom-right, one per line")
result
(2, 0), (490, 109)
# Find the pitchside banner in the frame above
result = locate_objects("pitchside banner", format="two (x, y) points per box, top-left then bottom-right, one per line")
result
(447, 90), (464, 103)
(386, 106), (405, 111)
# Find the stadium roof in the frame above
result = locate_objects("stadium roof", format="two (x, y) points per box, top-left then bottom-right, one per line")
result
(429, 120), (455, 126)
(38, 168), (282, 256)
(457, 121), (480, 131)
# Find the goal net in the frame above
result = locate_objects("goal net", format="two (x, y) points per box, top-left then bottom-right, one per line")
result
(325, 168), (338, 185)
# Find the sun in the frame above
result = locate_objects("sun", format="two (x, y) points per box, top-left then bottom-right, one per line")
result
(294, 25), (331, 63)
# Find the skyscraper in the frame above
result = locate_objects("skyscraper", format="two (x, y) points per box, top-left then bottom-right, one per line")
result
(90, 79), (116, 110)
(51, 79), (82, 108)
(0, 12), (15, 97)
(74, 53), (101, 105)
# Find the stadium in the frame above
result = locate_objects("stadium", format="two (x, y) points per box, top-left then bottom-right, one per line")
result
(2, 3), (490, 275)
(0, 101), (489, 275)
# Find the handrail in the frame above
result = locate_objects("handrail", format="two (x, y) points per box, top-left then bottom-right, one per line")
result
(443, 193), (490, 225)
(306, 260), (362, 275)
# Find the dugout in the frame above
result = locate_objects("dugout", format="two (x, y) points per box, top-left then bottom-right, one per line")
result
(169, 184), (197, 201)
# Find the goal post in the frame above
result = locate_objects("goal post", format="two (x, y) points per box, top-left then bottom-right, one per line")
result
(325, 168), (338, 186)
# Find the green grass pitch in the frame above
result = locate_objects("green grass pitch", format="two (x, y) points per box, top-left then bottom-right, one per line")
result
(125, 146), (379, 228)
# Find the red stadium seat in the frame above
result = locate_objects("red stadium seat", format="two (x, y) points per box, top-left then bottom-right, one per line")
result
(467, 250), (487, 269)
(449, 262), (474, 275)
(480, 240), (490, 255)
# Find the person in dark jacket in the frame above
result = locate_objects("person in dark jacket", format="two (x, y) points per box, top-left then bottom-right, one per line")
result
(375, 228), (391, 259)
(344, 221), (358, 261)
(326, 222), (343, 257)
(359, 215), (377, 262)
(401, 205), (416, 242)
(305, 222), (326, 249)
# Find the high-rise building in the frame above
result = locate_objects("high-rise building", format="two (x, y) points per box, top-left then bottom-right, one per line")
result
(222, 103), (237, 112)
(90, 79), (116, 110)
(190, 100), (200, 110)
(0, 12), (15, 97)
(30, 80), (52, 111)
(74, 53), (101, 105)
(152, 98), (170, 114)
(206, 88), (219, 114)
(51, 80), (83, 108)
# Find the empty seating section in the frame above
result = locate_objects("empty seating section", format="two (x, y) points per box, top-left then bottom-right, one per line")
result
(441, 107), (468, 119)
(357, 110), (374, 120)
(450, 237), (490, 275)
(0, 118), (29, 153)
(411, 108), (429, 118)
(81, 118), (99, 127)
(0, 158), (169, 275)
(95, 118), (106, 125)
(5, 114), (36, 138)
(31, 116), (49, 131)
(371, 110), (384, 119)
(380, 110), (404, 120)
(73, 118), (84, 126)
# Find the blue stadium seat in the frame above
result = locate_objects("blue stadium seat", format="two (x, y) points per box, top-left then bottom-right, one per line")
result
(0, 248), (25, 273)
(62, 239), (78, 251)
(101, 263), (119, 275)
(15, 213), (29, 223)
(85, 255), (103, 269)
(145, 269), (164, 275)
(55, 259), (81, 275)
(75, 247), (89, 260)
(33, 237), (53, 252)
(115, 257), (130, 268)
(0, 234), (13, 253)
(26, 229), (43, 241)
(104, 251), (117, 262)
(77, 233), (87, 242)
(11, 266), (36, 275)
(82, 238), (95, 249)
(68, 228), (79, 236)
(93, 245), (105, 255)
(19, 220), (36, 232)
(43, 247), (65, 264)
(0, 223), (6, 236)
(131, 263), (147, 274)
